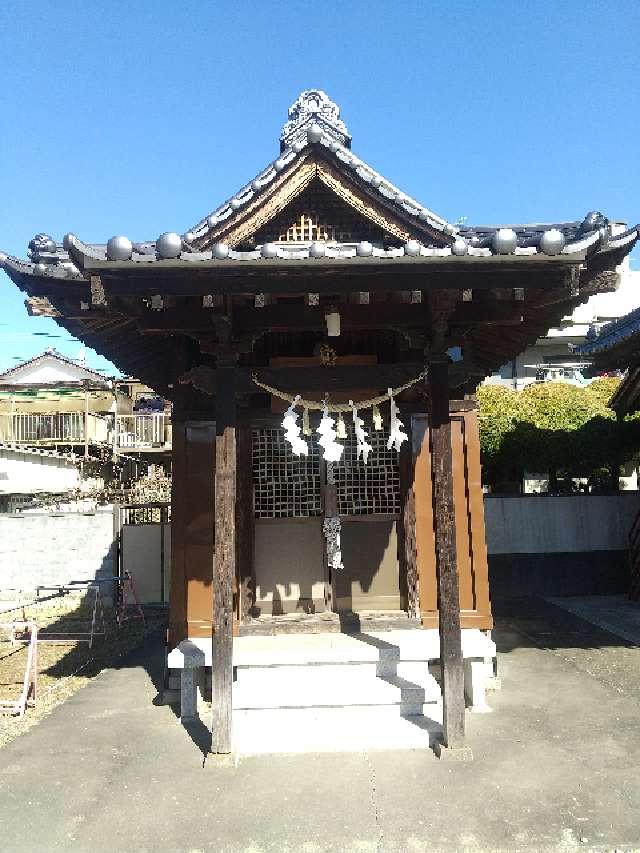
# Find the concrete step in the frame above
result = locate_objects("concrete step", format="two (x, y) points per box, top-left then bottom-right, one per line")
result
(168, 628), (495, 670)
(232, 703), (443, 755)
(233, 661), (441, 711)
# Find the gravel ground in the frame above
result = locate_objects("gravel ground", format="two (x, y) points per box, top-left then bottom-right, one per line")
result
(0, 593), (165, 749)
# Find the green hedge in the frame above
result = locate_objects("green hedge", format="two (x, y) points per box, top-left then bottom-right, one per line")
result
(476, 379), (640, 490)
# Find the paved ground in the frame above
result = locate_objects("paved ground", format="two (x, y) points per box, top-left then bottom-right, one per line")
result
(1, 597), (640, 853)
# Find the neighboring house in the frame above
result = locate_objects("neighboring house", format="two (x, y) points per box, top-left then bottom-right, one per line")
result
(0, 349), (171, 456)
(576, 305), (640, 416)
(485, 257), (640, 389)
(0, 350), (172, 510)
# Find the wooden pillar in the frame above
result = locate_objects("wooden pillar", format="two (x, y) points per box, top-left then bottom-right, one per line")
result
(429, 362), (468, 755)
(212, 366), (236, 755)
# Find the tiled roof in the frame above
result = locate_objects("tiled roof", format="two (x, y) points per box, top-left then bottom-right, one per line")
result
(575, 305), (640, 356)
(1, 91), (636, 280)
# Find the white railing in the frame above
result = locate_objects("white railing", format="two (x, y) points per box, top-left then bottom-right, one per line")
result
(116, 414), (170, 449)
(0, 412), (171, 450)
(0, 412), (85, 444)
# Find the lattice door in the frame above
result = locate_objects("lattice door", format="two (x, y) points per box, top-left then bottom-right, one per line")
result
(334, 430), (400, 516)
(252, 427), (322, 518)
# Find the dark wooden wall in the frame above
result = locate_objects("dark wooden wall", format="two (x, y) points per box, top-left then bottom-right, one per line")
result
(168, 420), (216, 645)
(168, 407), (493, 644)
(407, 408), (492, 630)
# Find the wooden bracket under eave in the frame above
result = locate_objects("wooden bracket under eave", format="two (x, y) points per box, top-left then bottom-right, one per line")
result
(90, 275), (107, 308)
(24, 296), (61, 318)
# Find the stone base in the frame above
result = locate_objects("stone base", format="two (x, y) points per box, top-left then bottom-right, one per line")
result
(434, 740), (474, 762)
(204, 752), (238, 769)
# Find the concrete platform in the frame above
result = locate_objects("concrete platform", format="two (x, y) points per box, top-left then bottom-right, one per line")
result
(168, 628), (495, 751)
(167, 627), (496, 668)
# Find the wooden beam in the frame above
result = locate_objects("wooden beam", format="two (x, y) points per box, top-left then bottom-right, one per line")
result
(428, 361), (468, 757)
(123, 300), (527, 337)
(212, 367), (236, 755)
(181, 361), (474, 398)
(182, 362), (427, 396)
(93, 261), (573, 298)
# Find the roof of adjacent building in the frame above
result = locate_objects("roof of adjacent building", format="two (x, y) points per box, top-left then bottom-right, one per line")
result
(0, 349), (110, 386)
(575, 306), (640, 358)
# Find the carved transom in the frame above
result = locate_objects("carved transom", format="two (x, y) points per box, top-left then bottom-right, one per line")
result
(252, 179), (391, 246)
(279, 213), (336, 242)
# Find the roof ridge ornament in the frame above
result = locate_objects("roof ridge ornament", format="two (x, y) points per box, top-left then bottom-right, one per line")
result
(280, 90), (351, 152)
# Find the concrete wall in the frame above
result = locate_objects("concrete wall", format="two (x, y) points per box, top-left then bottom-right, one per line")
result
(484, 494), (640, 599)
(0, 447), (82, 495)
(121, 523), (171, 603)
(484, 494), (640, 554)
(0, 507), (114, 591)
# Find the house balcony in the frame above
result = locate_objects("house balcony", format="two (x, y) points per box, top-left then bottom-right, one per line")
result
(0, 412), (108, 445)
(115, 414), (172, 452)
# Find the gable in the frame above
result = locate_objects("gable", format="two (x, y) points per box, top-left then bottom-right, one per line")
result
(0, 353), (106, 385)
(197, 151), (449, 250)
(251, 178), (392, 246)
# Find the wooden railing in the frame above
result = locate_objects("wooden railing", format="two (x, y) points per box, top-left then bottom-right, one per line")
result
(628, 508), (640, 601)
(115, 414), (171, 449)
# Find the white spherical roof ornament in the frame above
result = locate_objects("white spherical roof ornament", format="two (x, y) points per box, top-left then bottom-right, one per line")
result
(213, 242), (230, 260)
(0, 252), (7, 264)
(493, 228), (517, 255)
(452, 237), (469, 256)
(183, 231), (195, 245)
(106, 235), (133, 261)
(207, 214), (218, 228)
(293, 139), (307, 153)
(356, 241), (373, 257)
(539, 228), (565, 256)
(230, 197), (243, 210)
(307, 123), (323, 144)
(404, 240), (422, 257)
(309, 242), (326, 258)
(34, 262), (47, 275)
(261, 243), (279, 259)
(274, 157), (287, 172)
(156, 232), (183, 259)
(62, 233), (76, 251)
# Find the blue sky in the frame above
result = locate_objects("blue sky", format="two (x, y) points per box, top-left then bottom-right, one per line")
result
(1, 0), (638, 375)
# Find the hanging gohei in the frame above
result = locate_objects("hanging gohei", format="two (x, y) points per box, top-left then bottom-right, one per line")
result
(386, 387), (408, 452)
(349, 400), (373, 464)
(281, 395), (309, 456)
(316, 402), (344, 462)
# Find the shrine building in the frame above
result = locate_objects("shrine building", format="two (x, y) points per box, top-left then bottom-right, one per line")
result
(1, 91), (637, 757)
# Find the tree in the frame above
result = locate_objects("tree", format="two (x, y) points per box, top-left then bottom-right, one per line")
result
(476, 379), (640, 492)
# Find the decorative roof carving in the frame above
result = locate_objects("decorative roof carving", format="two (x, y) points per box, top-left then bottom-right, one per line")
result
(280, 90), (351, 151)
